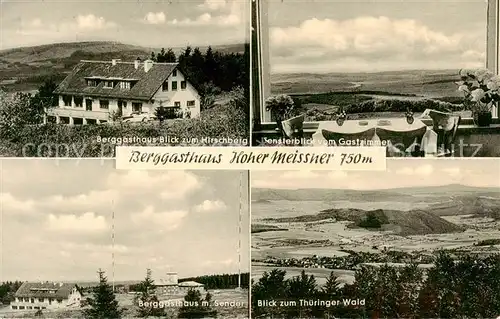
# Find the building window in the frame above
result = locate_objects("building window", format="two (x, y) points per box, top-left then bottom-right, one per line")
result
(87, 79), (99, 87)
(118, 100), (127, 108)
(187, 100), (196, 107)
(132, 102), (142, 113)
(119, 81), (130, 89)
(255, 0), (496, 123)
(174, 101), (181, 107)
(30, 298), (34, 303)
(12, 306), (17, 309)
(103, 81), (114, 88)
(162, 82), (169, 91)
(74, 96), (83, 107)
(172, 70), (177, 77)
(172, 81), (178, 90)
(19, 306), (25, 310)
(42, 307), (46, 309)
(181, 81), (187, 90)
(62, 95), (72, 107)
(100, 100), (109, 109)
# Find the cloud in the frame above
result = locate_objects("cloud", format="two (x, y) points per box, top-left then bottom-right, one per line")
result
(144, 12), (166, 25)
(131, 206), (188, 231)
(76, 14), (116, 30)
(15, 14), (117, 37)
(395, 164), (433, 176)
(46, 212), (108, 233)
(193, 199), (227, 213)
(170, 0), (242, 27)
(106, 170), (201, 200)
(270, 16), (485, 73)
(198, 0), (228, 11)
(0, 193), (36, 213)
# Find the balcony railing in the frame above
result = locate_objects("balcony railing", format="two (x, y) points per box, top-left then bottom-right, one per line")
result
(45, 107), (109, 121)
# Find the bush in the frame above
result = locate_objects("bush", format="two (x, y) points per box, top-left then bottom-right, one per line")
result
(0, 94), (248, 157)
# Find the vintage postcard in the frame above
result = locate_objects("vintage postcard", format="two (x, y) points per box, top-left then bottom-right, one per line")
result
(0, 0), (250, 157)
(0, 160), (250, 318)
(251, 0), (500, 157)
(251, 159), (500, 318)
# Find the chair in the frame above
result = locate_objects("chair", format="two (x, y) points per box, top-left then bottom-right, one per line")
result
(375, 126), (427, 157)
(422, 109), (461, 157)
(321, 128), (376, 146)
(281, 114), (305, 145)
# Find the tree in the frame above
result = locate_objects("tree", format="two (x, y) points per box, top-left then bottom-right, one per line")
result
(84, 269), (122, 319)
(286, 270), (317, 318)
(199, 82), (220, 110)
(251, 269), (288, 318)
(165, 48), (177, 63)
(178, 289), (217, 318)
(0, 91), (44, 139)
(135, 269), (165, 317)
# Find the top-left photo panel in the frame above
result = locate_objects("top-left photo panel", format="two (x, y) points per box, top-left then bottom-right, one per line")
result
(0, 0), (250, 157)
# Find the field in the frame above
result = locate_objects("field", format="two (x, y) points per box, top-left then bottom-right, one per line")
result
(0, 289), (249, 318)
(271, 70), (466, 120)
(251, 185), (500, 287)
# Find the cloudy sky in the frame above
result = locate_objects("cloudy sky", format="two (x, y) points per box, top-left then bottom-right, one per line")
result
(266, 0), (487, 73)
(0, 0), (248, 49)
(252, 159), (500, 190)
(0, 160), (249, 282)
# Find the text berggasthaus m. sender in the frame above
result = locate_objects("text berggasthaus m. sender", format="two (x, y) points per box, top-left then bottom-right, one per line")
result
(138, 300), (245, 308)
(96, 136), (248, 146)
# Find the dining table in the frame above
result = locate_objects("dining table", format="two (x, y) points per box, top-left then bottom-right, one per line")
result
(311, 117), (438, 156)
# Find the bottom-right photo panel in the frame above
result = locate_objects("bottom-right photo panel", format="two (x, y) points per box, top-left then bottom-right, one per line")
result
(250, 159), (500, 319)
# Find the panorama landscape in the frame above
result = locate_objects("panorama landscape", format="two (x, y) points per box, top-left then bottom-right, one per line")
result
(0, 0), (250, 157)
(0, 161), (250, 318)
(251, 160), (500, 318)
(265, 0), (487, 120)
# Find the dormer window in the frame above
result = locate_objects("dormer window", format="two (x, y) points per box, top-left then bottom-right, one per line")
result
(103, 81), (114, 88)
(119, 81), (131, 89)
(87, 79), (99, 87)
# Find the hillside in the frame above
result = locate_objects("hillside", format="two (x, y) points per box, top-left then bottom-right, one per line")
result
(262, 207), (464, 236)
(0, 41), (245, 64)
(251, 188), (417, 202)
(252, 185), (499, 203)
(0, 41), (245, 93)
(429, 196), (500, 219)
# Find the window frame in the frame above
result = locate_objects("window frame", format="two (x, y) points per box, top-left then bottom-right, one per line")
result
(253, 0), (500, 125)
(181, 81), (187, 90)
(172, 81), (178, 91)
(162, 82), (169, 91)
(187, 100), (196, 107)
(99, 100), (109, 109)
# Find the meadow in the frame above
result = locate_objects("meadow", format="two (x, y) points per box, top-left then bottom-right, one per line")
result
(271, 70), (466, 121)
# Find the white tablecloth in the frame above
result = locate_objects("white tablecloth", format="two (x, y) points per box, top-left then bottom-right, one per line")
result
(312, 118), (438, 155)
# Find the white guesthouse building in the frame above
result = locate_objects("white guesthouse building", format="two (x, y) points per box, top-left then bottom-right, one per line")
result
(45, 59), (201, 124)
(10, 282), (82, 311)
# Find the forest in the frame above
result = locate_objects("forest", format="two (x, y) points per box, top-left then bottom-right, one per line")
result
(252, 251), (500, 318)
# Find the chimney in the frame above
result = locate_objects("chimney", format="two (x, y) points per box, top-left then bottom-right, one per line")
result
(144, 59), (153, 73)
(112, 59), (121, 66)
(134, 59), (140, 70)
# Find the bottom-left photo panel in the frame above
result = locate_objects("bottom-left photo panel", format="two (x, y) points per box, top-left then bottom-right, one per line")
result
(0, 159), (250, 319)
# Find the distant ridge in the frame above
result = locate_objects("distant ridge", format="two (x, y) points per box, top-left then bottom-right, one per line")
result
(0, 41), (246, 64)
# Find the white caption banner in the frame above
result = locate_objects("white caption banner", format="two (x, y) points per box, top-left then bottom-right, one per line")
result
(115, 146), (386, 170)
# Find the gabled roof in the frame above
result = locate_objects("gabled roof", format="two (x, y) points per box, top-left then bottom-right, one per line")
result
(54, 60), (178, 101)
(14, 282), (79, 299)
(178, 281), (204, 287)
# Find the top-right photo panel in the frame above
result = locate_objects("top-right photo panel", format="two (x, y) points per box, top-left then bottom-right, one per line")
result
(252, 0), (500, 157)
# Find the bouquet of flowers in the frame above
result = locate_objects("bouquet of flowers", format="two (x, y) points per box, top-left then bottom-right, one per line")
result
(456, 68), (500, 112)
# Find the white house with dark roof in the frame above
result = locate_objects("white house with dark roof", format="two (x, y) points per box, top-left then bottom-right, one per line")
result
(10, 282), (82, 310)
(45, 58), (201, 124)
(154, 271), (205, 294)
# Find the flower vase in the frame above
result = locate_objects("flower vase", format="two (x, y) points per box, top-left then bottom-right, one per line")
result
(473, 111), (492, 127)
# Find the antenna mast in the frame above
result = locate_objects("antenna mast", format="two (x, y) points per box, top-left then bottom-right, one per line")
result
(112, 200), (115, 292)
(238, 171), (243, 289)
